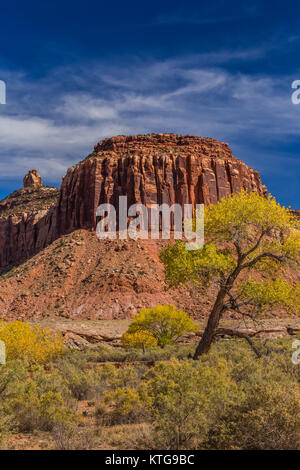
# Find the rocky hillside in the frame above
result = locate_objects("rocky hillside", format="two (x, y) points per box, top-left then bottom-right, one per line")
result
(0, 170), (59, 268)
(0, 225), (298, 321)
(0, 229), (203, 320)
(0, 186), (59, 219)
(0, 134), (266, 267)
(0, 134), (298, 321)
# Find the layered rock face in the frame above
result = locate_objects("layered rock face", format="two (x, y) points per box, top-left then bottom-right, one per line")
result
(59, 134), (265, 233)
(0, 134), (265, 267)
(0, 185), (59, 267)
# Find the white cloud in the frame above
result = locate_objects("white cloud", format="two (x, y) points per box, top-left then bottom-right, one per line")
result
(56, 94), (118, 120)
(0, 55), (299, 198)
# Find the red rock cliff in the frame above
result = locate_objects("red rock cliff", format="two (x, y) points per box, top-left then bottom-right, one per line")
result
(0, 134), (265, 267)
(58, 134), (265, 232)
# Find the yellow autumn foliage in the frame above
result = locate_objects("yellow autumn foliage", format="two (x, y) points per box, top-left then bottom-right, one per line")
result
(121, 330), (158, 350)
(122, 305), (198, 349)
(160, 191), (300, 311)
(0, 320), (65, 363)
(238, 278), (300, 314)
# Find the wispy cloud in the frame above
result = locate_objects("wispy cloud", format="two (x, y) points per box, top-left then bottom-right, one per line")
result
(0, 52), (299, 207)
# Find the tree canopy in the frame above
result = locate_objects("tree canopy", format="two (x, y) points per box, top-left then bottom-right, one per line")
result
(160, 191), (300, 358)
(121, 304), (197, 349)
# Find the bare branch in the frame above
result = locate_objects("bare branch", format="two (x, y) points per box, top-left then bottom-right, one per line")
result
(214, 328), (262, 358)
(242, 252), (285, 269)
(243, 229), (267, 259)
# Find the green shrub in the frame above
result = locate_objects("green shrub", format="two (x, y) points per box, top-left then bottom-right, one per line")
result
(0, 335), (299, 450)
(101, 386), (147, 425)
(144, 359), (237, 449)
(56, 357), (97, 400)
(205, 381), (300, 450)
(8, 383), (79, 432)
(52, 422), (97, 450)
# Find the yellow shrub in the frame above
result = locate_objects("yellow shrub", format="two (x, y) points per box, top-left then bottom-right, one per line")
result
(121, 330), (157, 350)
(122, 305), (198, 348)
(101, 387), (147, 424)
(0, 320), (65, 364)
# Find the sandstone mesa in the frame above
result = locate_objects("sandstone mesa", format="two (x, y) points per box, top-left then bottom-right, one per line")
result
(0, 134), (266, 268)
(0, 133), (297, 323)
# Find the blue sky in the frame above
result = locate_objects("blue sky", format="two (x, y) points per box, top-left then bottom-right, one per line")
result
(0, 0), (300, 208)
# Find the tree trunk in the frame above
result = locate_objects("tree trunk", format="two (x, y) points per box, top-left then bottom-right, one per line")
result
(193, 287), (227, 359)
(193, 266), (242, 360)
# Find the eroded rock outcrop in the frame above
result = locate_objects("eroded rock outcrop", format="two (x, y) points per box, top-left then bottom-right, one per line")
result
(58, 134), (265, 233)
(0, 187), (59, 267)
(23, 169), (42, 188)
(0, 134), (265, 267)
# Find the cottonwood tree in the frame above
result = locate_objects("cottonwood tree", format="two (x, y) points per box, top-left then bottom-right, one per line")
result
(160, 191), (300, 359)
